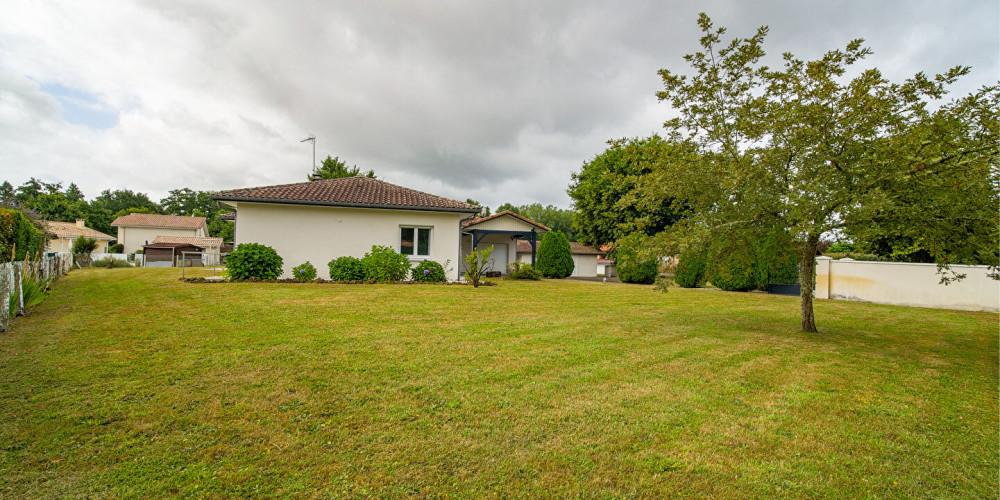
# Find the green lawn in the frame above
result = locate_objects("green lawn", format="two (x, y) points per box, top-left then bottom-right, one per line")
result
(1, 268), (996, 498)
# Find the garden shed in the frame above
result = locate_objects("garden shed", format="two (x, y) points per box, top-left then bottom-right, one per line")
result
(143, 242), (205, 268)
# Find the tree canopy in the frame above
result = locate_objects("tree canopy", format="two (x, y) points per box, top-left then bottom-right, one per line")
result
(567, 136), (687, 247)
(646, 14), (998, 332)
(312, 155), (376, 180)
(494, 202), (578, 241)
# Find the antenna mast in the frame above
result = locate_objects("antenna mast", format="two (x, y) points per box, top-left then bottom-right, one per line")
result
(300, 134), (316, 172)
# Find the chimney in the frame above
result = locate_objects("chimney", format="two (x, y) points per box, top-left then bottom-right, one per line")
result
(75, 219), (86, 228)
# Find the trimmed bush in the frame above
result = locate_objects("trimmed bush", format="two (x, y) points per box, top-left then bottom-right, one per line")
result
(707, 251), (757, 291)
(109, 243), (125, 253)
(72, 236), (98, 267)
(674, 252), (707, 288)
(827, 242), (855, 253)
(412, 260), (446, 283)
(227, 243), (284, 280)
(328, 256), (364, 281)
(615, 233), (658, 284)
(535, 230), (574, 278)
(292, 261), (317, 281)
(361, 245), (411, 282)
(506, 261), (542, 280)
(93, 257), (131, 268)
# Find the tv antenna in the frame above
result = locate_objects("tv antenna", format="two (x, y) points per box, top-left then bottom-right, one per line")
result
(300, 134), (316, 172)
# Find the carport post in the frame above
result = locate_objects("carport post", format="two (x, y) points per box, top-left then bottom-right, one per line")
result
(530, 229), (536, 266)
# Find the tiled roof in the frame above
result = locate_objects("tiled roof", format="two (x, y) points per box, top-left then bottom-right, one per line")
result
(152, 236), (223, 248)
(143, 242), (204, 249)
(218, 212), (236, 221)
(515, 240), (601, 255)
(461, 210), (551, 230)
(112, 213), (206, 229)
(42, 221), (114, 240)
(212, 176), (480, 213)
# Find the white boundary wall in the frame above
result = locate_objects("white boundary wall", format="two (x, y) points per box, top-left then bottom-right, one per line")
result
(815, 257), (999, 312)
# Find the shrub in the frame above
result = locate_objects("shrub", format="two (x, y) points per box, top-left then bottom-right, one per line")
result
(464, 245), (494, 287)
(827, 242), (855, 253)
(360, 245), (411, 282)
(292, 261), (317, 281)
(535, 230), (574, 278)
(707, 251), (757, 291)
(109, 243), (125, 253)
(506, 261), (542, 280)
(92, 257), (131, 268)
(0, 208), (46, 263)
(9, 273), (49, 317)
(615, 233), (658, 284)
(674, 252), (708, 288)
(412, 260), (447, 283)
(328, 256), (364, 281)
(227, 243), (284, 280)
(72, 236), (98, 267)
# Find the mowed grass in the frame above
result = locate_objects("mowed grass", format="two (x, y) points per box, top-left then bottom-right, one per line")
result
(1, 268), (996, 498)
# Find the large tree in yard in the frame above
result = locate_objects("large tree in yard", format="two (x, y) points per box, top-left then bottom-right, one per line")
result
(649, 14), (998, 332)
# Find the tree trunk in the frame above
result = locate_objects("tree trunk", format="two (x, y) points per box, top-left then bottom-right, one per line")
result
(799, 234), (820, 333)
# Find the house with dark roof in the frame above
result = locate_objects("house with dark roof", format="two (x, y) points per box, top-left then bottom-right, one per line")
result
(111, 213), (209, 254)
(213, 176), (480, 280)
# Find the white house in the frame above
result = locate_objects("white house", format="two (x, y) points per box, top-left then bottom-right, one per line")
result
(461, 211), (550, 276)
(111, 213), (210, 254)
(42, 220), (115, 254)
(213, 176), (481, 280)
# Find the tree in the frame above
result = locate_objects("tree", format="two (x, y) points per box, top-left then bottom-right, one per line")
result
(64, 183), (84, 201)
(463, 245), (494, 287)
(96, 189), (160, 215)
(568, 136), (687, 247)
(113, 207), (158, 219)
(312, 155), (375, 180)
(72, 236), (98, 267)
(535, 230), (574, 278)
(466, 199), (490, 218)
(648, 14), (999, 332)
(0, 182), (15, 205)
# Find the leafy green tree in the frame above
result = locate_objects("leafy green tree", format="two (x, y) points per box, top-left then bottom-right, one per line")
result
(15, 178), (44, 203)
(466, 199), (490, 217)
(567, 136), (687, 247)
(113, 207), (158, 219)
(0, 181), (16, 205)
(72, 236), (98, 267)
(648, 14), (999, 332)
(535, 230), (574, 278)
(96, 189), (160, 215)
(64, 183), (84, 201)
(312, 155), (375, 180)
(160, 188), (219, 217)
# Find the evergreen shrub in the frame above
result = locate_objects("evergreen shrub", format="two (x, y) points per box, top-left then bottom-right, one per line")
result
(535, 230), (574, 278)
(412, 260), (447, 283)
(227, 243), (284, 280)
(360, 245), (411, 282)
(328, 256), (364, 281)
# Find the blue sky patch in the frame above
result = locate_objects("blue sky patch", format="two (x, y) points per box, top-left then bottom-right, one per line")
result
(39, 83), (119, 129)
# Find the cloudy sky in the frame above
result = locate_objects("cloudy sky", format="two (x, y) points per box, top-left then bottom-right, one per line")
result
(1, 0), (997, 209)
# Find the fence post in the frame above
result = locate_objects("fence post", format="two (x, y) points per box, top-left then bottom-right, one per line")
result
(13, 262), (23, 317)
(0, 263), (11, 332)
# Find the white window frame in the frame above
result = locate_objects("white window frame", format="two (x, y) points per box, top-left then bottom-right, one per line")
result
(399, 226), (432, 258)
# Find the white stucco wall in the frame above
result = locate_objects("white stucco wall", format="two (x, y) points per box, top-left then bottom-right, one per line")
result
(461, 233), (519, 275)
(815, 257), (999, 312)
(571, 254), (598, 277)
(233, 202), (466, 280)
(117, 227), (201, 254)
(45, 236), (109, 254)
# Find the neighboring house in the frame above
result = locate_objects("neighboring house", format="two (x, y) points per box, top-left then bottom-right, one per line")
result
(212, 176), (481, 280)
(514, 239), (603, 277)
(42, 220), (115, 254)
(143, 242), (206, 268)
(461, 211), (549, 276)
(111, 214), (208, 254)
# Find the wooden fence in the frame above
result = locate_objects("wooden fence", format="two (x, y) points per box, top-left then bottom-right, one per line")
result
(0, 254), (72, 332)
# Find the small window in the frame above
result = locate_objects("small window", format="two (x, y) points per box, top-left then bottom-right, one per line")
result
(400, 227), (431, 257)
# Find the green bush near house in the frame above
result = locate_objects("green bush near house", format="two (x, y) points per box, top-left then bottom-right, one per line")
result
(360, 245), (411, 282)
(109, 243), (125, 254)
(227, 243), (284, 280)
(535, 230), (574, 278)
(506, 261), (542, 280)
(329, 256), (364, 281)
(92, 257), (131, 269)
(411, 260), (447, 283)
(615, 233), (658, 284)
(292, 261), (317, 281)
(0, 208), (46, 263)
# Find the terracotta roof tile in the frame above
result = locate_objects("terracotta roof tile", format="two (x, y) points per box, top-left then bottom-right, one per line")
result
(515, 240), (601, 255)
(213, 176), (479, 213)
(152, 236), (223, 247)
(42, 221), (115, 240)
(461, 210), (551, 230)
(112, 213), (206, 229)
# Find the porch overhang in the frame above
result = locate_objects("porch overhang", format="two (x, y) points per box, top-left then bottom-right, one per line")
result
(463, 228), (540, 266)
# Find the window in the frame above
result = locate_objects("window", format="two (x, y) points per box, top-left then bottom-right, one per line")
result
(400, 227), (431, 257)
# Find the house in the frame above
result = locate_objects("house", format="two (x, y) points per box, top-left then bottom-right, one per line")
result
(514, 239), (603, 277)
(212, 176), (481, 280)
(151, 236), (224, 265)
(461, 211), (549, 276)
(42, 220), (115, 254)
(111, 213), (209, 254)
(142, 241), (207, 268)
